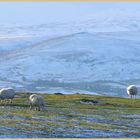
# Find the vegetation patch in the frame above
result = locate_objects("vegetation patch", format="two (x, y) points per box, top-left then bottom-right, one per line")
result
(0, 93), (140, 138)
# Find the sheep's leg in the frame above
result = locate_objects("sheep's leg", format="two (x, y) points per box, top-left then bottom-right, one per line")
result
(41, 104), (45, 110)
(12, 98), (14, 103)
(4, 99), (7, 103)
(38, 106), (41, 111)
(41, 105), (45, 111)
(34, 106), (37, 110)
(29, 101), (32, 110)
(7, 99), (9, 103)
(7, 99), (10, 103)
(35, 106), (40, 111)
(1, 99), (4, 103)
(30, 106), (32, 110)
(30, 104), (33, 110)
(35, 107), (38, 111)
(9, 99), (12, 103)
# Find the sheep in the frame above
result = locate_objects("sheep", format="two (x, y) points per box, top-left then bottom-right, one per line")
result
(29, 94), (45, 111)
(0, 88), (15, 103)
(127, 85), (138, 99)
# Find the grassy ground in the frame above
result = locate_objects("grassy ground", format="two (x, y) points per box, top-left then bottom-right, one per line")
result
(0, 92), (140, 138)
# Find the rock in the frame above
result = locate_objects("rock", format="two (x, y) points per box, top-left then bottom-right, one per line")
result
(54, 93), (64, 95)
(80, 99), (98, 105)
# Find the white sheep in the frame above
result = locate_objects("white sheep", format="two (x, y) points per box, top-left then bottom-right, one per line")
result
(29, 94), (45, 111)
(0, 88), (15, 103)
(127, 85), (138, 99)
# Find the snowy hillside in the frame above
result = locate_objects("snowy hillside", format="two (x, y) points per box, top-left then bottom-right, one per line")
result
(1, 8), (140, 96)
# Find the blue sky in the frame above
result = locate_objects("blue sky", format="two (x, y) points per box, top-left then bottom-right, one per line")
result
(0, 2), (140, 24)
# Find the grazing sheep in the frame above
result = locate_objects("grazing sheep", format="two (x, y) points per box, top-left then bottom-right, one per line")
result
(29, 94), (45, 111)
(0, 88), (15, 103)
(127, 85), (138, 99)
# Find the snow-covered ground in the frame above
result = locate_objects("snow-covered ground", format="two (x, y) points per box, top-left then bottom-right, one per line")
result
(0, 8), (140, 97)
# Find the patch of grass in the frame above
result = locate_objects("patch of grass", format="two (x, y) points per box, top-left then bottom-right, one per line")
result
(0, 92), (140, 137)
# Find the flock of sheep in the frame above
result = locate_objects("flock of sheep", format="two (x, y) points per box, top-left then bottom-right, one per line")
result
(0, 88), (45, 111)
(0, 84), (138, 111)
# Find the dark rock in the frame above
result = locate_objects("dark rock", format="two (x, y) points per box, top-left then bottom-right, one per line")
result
(54, 93), (64, 95)
(80, 99), (98, 105)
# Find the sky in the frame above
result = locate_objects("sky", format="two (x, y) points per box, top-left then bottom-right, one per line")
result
(0, 2), (140, 25)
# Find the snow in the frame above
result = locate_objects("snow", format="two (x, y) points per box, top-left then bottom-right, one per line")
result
(0, 8), (140, 96)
